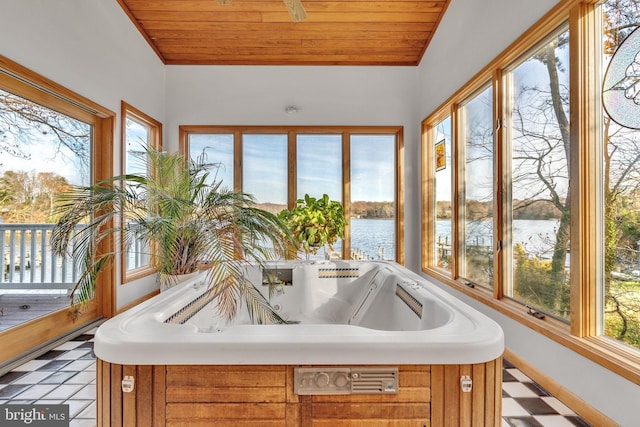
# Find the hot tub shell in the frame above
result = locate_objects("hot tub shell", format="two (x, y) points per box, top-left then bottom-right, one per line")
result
(95, 260), (504, 426)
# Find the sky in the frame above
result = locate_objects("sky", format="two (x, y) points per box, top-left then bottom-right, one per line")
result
(0, 87), (90, 186)
(188, 132), (396, 204)
(0, 125), (89, 186)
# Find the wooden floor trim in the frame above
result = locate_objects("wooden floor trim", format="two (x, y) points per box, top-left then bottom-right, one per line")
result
(0, 305), (98, 368)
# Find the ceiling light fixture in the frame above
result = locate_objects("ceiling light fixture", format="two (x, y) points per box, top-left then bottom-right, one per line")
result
(285, 105), (299, 114)
(216, 0), (307, 22)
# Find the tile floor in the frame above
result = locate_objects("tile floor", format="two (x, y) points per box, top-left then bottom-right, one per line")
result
(501, 359), (592, 427)
(0, 327), (592, 427)
(0, 329), (97, 427)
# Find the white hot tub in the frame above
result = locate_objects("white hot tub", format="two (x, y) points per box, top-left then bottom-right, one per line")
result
(95, 260), (504, 365)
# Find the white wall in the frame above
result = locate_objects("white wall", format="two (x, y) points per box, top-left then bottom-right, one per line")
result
(416, 0), (640, 425)
(417, 0), (560, 118)
(165, 65), (423, 270)
(1, 0), (165, 123)
(0, 0), (166, 308)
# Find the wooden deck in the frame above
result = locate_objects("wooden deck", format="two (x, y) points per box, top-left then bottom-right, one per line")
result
(0, 293), (70, 332)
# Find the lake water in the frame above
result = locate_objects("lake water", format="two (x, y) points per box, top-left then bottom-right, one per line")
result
(346, 218), (560, 261)
(351, 218), (396, 260)
(436, 219), (560, 259)
(304, 218), (395, 261)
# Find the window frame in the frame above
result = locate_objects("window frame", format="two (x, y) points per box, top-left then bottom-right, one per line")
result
(505, 22), (572, 321)
(179, 125), (405, 264)
(0, 55), (115, 362)
(120, 101), (162, 284)
(422, 107), (454, 275)
(420, 0), (640, 386)
(456, 83), (496, 291)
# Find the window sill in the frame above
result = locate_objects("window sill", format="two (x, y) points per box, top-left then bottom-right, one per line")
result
(121, 265), (156, 285)
(421, 267), (640, 387)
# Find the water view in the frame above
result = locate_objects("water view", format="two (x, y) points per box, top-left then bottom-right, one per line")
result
(312, 218), (561, 262)
(436, 219), (561, 260)
(351, 218), (395, 260)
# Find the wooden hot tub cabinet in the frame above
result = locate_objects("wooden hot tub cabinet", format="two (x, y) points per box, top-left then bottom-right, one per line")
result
(97, 357), (502, 426)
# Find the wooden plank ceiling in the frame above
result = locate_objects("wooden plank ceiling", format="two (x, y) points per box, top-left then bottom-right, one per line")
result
(116, 0), (450, 65)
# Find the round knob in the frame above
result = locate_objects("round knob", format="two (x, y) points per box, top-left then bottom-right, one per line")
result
(315, 372), (331, 388)
(334, 373), (349, 388)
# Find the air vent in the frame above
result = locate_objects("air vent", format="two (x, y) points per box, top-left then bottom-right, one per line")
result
(164, 289), (216, 324)
(395, 283), (423, 318)
(318, 267), (360, 279)
(351, 367), (398, 394)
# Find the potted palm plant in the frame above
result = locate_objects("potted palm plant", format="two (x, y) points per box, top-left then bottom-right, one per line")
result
(278, 193), (347, 259)
(51, 146), (296, 323)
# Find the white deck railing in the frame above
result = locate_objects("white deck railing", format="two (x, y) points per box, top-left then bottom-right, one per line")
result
(0, 223), (80, 291)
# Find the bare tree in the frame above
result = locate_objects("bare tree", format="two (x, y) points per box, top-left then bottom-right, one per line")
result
(509, 29), (571, 317)
(0, 88), (90, 170)
(512, 0), (640, 338)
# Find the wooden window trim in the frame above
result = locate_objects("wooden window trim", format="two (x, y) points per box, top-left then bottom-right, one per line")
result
(422, 106), (454, 274)
(341, 131), (351, 256)
(179, 125), (405, 264)
(120, 101), (162, 284)
(420, 0), (640, 386)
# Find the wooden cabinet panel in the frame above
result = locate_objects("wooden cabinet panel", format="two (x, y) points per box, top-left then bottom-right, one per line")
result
(431, 359), (502, 427)
(97, 358), (501, 426)
(166, 402), (286, 424)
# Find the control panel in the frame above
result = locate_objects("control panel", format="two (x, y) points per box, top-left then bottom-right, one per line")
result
(293, 367), (398, 395)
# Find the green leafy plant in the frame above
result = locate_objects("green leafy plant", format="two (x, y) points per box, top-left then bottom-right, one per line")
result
(278, 194), (347, 258)
(51, 145), (296, 323)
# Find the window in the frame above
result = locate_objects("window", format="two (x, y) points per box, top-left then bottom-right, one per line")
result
(0, 55), (114, 362)
(180, 126), (403, 263)
(459, 86), (494, 289)
(297, 134), (343, 259)
(350, 134), (396, 261)
(297, 134), (342, 201)
(431, 117), (453, 271)
(121, 102), (162, 283)
(506, 27), (571, 320)
(243, 134), (288, 210)
(421, 0), (640, 383)
(189, 133), (234, 187)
